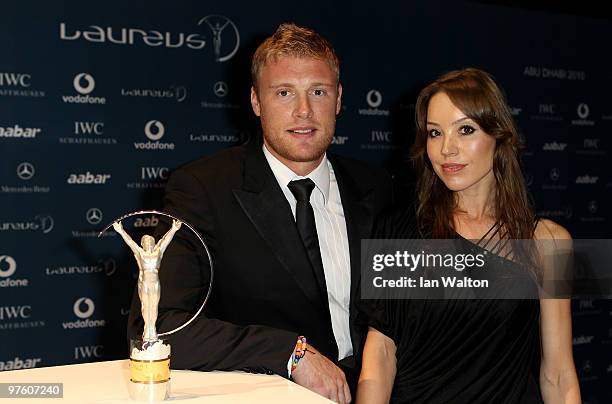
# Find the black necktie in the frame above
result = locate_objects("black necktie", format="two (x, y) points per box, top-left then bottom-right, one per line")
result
(288, 179), (328, 297)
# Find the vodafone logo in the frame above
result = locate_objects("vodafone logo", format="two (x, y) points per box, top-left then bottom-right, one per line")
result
(366, 90), (382, 108)
(577, 103), (589, 119)
(73, 297), (95, 319)
(73, 73), (95, 95)
(144, 120), (165, 141)
(0, 256), (17, 278)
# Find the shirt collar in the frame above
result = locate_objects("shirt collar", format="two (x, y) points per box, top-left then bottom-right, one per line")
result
(262, 144), (330, 203)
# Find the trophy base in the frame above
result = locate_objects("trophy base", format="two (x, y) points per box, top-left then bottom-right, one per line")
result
(128, 379), (170, 402)
(129, 339), (171, 402)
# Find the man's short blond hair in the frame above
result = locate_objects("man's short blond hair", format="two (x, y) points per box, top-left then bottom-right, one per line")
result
(251, 23), (340, 87)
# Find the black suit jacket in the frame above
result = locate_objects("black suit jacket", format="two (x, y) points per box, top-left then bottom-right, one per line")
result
(127, 141), (392, 376)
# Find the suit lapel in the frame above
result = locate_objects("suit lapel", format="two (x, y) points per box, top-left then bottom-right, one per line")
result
(329, 155), (376, 353)
(232, 145), (327, 309)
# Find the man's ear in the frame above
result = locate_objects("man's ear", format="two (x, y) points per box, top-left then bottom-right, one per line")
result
(250, 86), (261, 116)
(335, 83), (343, 115)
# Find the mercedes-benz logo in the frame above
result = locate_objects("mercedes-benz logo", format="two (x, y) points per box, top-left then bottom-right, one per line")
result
(0, 255), (17, 278)
(16, 162), (35, 180)
(198, 15), (240, 62)
(73, 73), (95, 95)
(577, 103), (589, 119)
(144, 120), (165, 141)
(86, 208), (103, 225)
(366, 90), (382, 108)
(549, 168), (560, 181)
(213, 81), (228, 97)
(73, 297), (95, 319)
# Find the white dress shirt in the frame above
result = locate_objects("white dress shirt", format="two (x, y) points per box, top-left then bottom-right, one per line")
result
(263, 145), (353, 364)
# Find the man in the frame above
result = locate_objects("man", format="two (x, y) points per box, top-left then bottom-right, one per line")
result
(128, 23), (392, 403)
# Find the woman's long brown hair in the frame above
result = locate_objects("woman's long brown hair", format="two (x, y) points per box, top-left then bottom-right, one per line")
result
(411, 68), (535, 241)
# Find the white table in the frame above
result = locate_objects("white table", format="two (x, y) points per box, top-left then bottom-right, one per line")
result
(0, 360), (332, 403)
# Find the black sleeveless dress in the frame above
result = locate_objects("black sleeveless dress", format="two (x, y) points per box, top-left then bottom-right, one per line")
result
(359, 209), (543, 404)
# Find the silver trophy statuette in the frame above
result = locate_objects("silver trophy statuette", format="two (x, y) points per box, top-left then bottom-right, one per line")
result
(113, 219), (181, 342)
(100, 210), (213, 402)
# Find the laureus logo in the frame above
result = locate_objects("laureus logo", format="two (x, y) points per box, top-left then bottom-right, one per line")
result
(62, 73), (106, 104)
(198, 15), (240, 62)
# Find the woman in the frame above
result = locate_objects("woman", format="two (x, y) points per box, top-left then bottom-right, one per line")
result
(356, 68), (580, 403)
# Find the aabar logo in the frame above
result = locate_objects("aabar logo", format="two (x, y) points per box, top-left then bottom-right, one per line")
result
(134, 215), (159, 228)
(332, 136), (348, 145)
(573, 335), (594, 345)
(0, 125), (41, 138)
(67, 171), (111, 184)
(0, 357), (41, 371)
(542, 142), (567, 151)
(575, 175), (599, 185)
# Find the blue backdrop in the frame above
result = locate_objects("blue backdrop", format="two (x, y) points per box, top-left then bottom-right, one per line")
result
(1, 1), (610, 402)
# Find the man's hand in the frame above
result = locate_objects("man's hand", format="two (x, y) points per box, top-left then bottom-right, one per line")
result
(291, 345), (351, 403)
